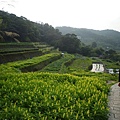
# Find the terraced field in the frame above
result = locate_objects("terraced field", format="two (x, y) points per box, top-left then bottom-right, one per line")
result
(0, 42), (54, 64)
(0, 42), (118, 120)
(40, 54), (75, 73)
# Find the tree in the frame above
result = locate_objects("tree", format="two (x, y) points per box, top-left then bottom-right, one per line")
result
(103, 49), (119, 61)
(91, 42), (97, 48)
(57, 34), (81, 53)
(80, 45), (92, 56)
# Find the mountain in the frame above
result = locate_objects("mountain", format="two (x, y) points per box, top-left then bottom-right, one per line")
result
(56, 26), (120, 51)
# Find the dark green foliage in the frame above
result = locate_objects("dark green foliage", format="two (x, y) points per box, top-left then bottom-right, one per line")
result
(92, 42), (97, 48)
(0, 11), (62, 43)
(57, 26), (120, 51)
(56, 34), (81, 53)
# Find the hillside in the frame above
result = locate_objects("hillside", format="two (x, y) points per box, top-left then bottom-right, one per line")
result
(56, 26), (120, 51)
(0, 10), (61, 43)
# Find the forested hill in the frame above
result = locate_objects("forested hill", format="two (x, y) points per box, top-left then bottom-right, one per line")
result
(56, 26), (120, 51)
(0, 10), (61, 44)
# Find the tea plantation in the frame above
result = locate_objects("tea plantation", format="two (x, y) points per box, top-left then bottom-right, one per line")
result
(0, 42), (118, 120)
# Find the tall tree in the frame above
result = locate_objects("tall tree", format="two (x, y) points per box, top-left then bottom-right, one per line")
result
(57, 34), (81, 53)
(91, 42), (97, 48)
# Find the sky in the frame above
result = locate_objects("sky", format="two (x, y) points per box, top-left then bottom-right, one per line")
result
(0, 0), (120, 31)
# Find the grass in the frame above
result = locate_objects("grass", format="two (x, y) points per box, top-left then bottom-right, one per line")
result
(68, 56), (92, 72)
(0, 52), (61, 74)
(40, 53), (74, 73)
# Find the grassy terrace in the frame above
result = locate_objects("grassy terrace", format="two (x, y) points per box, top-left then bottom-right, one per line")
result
(41, 53), (74, 73)
(0, 48), (39, 54)
(7, 53), (60, 68)
(0, 47), (54, 55)
(0, 42), (48, 46)
(0, 42), (35, 49)
(68, 56), (92, 72)
(0, 42), (56, 64)
(0, 42), (53, 54)
(0, 52), (61, 73)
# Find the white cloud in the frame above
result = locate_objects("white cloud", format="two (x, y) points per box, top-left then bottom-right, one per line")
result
(0, 0), (120, 31)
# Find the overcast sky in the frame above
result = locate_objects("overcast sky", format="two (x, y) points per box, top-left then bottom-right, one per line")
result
(0, 0), (120, 31)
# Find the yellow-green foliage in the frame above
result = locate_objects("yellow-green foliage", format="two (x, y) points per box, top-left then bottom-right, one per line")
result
(68, 57), (92, 72)
(0, 72), (109, 120)
(41, 53), (74, 73)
